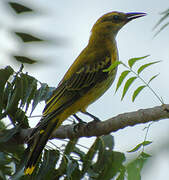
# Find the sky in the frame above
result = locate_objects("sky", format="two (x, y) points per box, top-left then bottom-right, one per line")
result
(0, 0), (169, 179)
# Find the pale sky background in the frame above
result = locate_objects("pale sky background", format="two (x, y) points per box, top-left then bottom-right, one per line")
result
(0, 0), (169, 179)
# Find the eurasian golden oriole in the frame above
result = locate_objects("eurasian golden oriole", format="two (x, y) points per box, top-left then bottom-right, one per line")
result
(24, 11), (146, 175)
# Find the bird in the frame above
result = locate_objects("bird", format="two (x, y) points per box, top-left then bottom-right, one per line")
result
(24, 11), (146, 175)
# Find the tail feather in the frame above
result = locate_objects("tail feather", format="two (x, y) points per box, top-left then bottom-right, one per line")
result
(24, 120), (58, 175)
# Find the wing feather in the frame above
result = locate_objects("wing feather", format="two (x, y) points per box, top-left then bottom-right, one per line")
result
(43, 56), (112, 118)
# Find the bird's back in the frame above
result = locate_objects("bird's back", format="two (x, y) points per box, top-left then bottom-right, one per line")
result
(43, 40), (119, 117)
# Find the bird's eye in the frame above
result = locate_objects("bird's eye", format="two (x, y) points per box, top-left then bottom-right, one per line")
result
(100, 14), (122, 23)
(113, 15), (121, 21)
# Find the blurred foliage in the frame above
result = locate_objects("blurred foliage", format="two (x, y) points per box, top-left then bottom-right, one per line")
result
(8, 2), (34, 14)
(6, 1), (44, 64)
(14, 56), (39, 64)
(14, 32), (44, 43)
(2, 1), (59, 65)
(154, 8), (169, 36)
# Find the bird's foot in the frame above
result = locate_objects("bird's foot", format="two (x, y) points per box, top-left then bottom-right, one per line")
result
(81, 111), (101, 122)
(162, 104), (169, 113)
(86, 118), (100, 130)
(73, 114), (86, 124)
(73, 114), (87, 133)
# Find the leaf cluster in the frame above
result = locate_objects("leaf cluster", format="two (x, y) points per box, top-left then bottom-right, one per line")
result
(0, 65), (55, 179)
(5, 2), (48, 64)
(113, 55), (161, 103)
(154, 8), (169, 36)
(12, 135), (126, 180)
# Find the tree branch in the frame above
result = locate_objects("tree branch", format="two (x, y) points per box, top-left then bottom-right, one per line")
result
(6, 104), (169, 145)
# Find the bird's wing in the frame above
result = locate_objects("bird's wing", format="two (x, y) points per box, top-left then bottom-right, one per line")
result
(32, 55), (112, 132)
(43, 56), (111, 113)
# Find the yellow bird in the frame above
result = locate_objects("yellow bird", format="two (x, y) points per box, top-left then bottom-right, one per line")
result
(24, 11), (146, 175)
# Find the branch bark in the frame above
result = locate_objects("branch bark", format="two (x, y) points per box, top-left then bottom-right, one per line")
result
(15, 104), (169, 144)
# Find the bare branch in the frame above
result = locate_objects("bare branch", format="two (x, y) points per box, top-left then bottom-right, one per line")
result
(16, 104), (169, 143)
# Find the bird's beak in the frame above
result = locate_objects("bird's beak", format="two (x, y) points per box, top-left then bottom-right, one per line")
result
(126, 12), (147, 21)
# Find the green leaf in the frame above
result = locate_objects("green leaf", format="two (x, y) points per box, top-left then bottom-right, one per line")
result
(103, 61), (121, 72)
(115, 70), (130, 92)
(128, 55), (149, 68)
(15, 32), (44, 43)
(44, 87), (56, 102)
(154, 22), (169, 37)
(0, 141), (24, 160)
(140, 152), (151, 158)
(69, 166), (82, 180)
(0, 66), (14, 114)
(31, 83), (49, 115)
(82, 138), (100, 174)
(0, 121), (6, 129)
(0, 126), (20, 143)
(13, 56), (38, 64)
(137, 61), (161, 74)
(154, 9), (169, 28)
(57, 139), (78, 176)
(127, 151), (151, 180)
(121, 76), (137, 100)
(6, 77), (22, 115)
(8, 2), (33, 14)
(20, 73), (28, 108)
(154, 9), (169, 36)
(132, 85), (146, 102)
(10, 169), (24, 180)
(95, 151), (125, 180)
(116, 166), (126, 180)
(0, 152), (10, 165)
(128, 143), (142, 153)
(25, 76), (37, 113)
(127, 160), (141, 180)
(73, 146), (85, 161)
(36, 150), (59, 179)
(142, 141), (152, 146)
(148, 74), (160, 84)
(14, 109), (29, 128)
(91, 137), (125, 179)
(86, 168), (99, 178)
(66, 159), (78, 178)
(100, 135), (114, 150)
(0, 66), (14, 88)
(128, 141), (152, 153)
(0, 152), (12, 177)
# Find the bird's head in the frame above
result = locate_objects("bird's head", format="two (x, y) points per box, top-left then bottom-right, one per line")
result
(91, 11), (146, 37)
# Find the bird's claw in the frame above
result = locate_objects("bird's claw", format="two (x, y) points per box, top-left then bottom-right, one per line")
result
(86, 119), (100, 130)
(73, 121), (87, 133)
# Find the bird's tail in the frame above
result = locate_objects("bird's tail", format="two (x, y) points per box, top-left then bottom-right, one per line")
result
(24, 119), (59, 175)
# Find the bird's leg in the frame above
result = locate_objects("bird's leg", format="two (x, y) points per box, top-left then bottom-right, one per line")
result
(81, 111), (101, 122)
(73, 112), (100, 133)
(73, 114), (87, 133)
(81, 111), (101, 131)
(73, 114), (86, 124)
